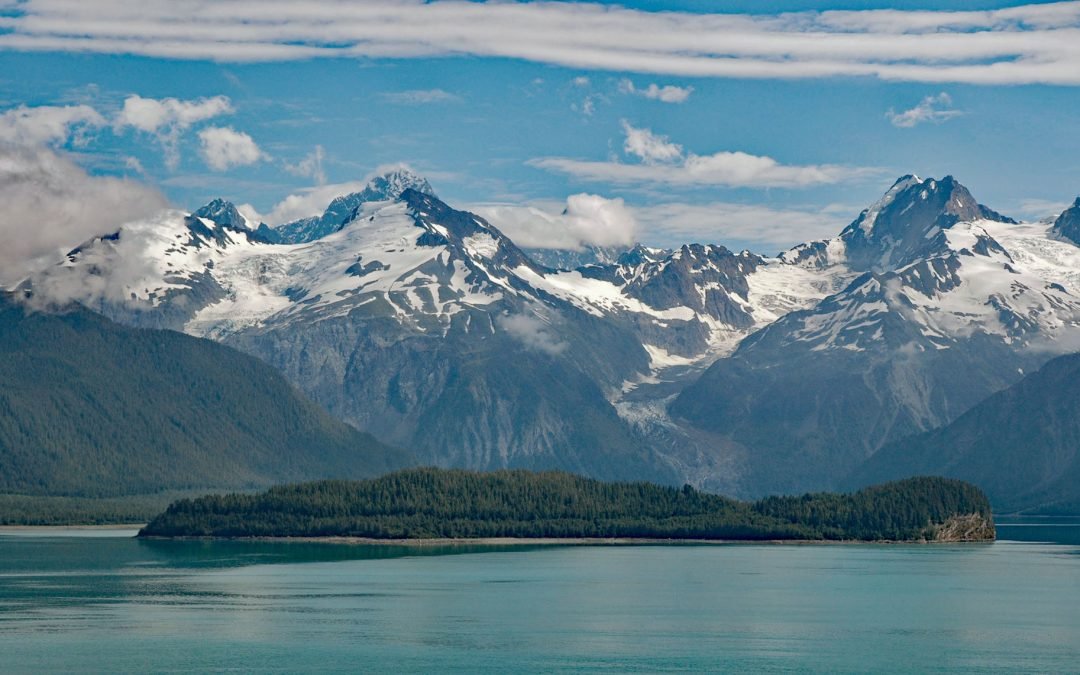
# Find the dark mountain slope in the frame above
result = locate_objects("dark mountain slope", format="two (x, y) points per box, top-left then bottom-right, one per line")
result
(849, 352), (1080, 513)
(0, 294), (405, 497)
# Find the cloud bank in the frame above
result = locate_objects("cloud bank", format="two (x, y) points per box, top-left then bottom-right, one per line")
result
(0, 144), (168, 286)
(2, 1), (1080, 84)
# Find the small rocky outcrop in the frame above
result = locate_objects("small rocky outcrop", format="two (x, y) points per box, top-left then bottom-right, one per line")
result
(927, 513), (996, 542)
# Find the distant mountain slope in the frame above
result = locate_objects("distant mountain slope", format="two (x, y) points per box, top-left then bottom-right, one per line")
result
(0, 294), (405, 497)
(849, 352), (1080, 514)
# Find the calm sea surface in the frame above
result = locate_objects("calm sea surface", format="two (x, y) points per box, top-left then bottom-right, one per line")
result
(1, 520), (1078, 673)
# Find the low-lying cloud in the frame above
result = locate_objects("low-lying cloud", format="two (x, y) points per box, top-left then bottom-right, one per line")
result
(498, 311), (568, 356)
(473, 194), (639, 251)
(0, 144), (168, 287)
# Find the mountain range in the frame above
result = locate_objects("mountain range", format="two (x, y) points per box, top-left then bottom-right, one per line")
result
(14, 168), (1080, 512)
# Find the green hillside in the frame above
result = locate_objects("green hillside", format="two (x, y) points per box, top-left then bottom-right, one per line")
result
(0, 294), (407, 500)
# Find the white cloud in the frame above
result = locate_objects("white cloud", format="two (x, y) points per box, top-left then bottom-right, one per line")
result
(114, 94), (233, 168)
(2, 2), (1080, 85)
(260, 180), (369, 225)
(381, 89), (460, 104)
(619, 79), (693, 103)
(0, 144), (168, 286)
(887, 92), (964, 128)
(621, 120), (683, 164)
(533, 122), (876, 188)
(0, 104), (106, 147)
(284, 144), (326, 185)
(572, 76), (591, 87)
(197, 126), (267, 171)
(632, 201), (846, 251)
(235, 202), (264, 227)
(478, 194), (845, 253)
(498, 311), (568, 356)
(473, 194), (639, 250)
(1012, 198), (1074, 221)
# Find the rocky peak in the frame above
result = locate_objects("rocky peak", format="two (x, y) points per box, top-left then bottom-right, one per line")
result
(184, 199), (254, 248)
(192, 198), (248, 231)
(616, 245), (670, 267)
(399, 188), (543, 276)
(840, 175), (1015, 272)
(364, 168), (435, 202)
(1051, 197), (1080, 246)
(272, 169), (437, 245)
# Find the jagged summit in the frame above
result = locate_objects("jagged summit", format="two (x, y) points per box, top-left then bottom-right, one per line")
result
(192, 198), (249, 231)
(1051, 196), (1080, 245)
(840, 175), (1015, 271)
(270, 169), (436, 245)
(366, 167), (435, 202)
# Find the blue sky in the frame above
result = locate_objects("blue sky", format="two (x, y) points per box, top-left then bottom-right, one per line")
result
(2, 0), (1079, 259)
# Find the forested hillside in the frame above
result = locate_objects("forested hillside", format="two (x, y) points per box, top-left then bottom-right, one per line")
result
(0, 294), (406, 498)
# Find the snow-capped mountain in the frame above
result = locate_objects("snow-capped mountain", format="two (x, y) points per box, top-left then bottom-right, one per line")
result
(19, 169), (1080, 507)
(259, 168), (436, 244)
(673, 175), (1080, 496)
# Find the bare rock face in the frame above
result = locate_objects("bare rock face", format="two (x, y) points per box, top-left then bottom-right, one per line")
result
(927, 513), (996, 542)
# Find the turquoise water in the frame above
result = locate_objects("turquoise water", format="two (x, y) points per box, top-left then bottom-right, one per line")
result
(1, 525), (1078, 673)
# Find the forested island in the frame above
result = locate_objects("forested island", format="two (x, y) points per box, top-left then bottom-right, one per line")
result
(138, 468), (995, 542)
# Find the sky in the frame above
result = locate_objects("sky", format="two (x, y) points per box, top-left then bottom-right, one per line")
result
(2, 0), (1080, 273)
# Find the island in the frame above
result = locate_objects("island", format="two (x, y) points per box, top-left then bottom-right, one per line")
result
(138, 468), (995, 542)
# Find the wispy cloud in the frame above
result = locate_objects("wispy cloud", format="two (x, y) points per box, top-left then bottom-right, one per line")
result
(621, 121), (683, 164)
(532, 121), (877, 189)
(618, 79), (693, 103)
(283, 144), (326, 185)
(381, 89), (460, 105)
(498, 310), (568, 356)
(1, 2), (1080, 85)
(887, 92), (964, 128)
(632, 201), (847, 251)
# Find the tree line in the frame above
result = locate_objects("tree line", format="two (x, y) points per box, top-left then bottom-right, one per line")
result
(140, 468), (992, 541)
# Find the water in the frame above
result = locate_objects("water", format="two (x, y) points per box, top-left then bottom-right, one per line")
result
(1, 523), (1078, 673)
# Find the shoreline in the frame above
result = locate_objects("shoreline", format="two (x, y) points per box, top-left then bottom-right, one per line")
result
(0, 524), (146, 531)
(136, 535), (994, 546)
